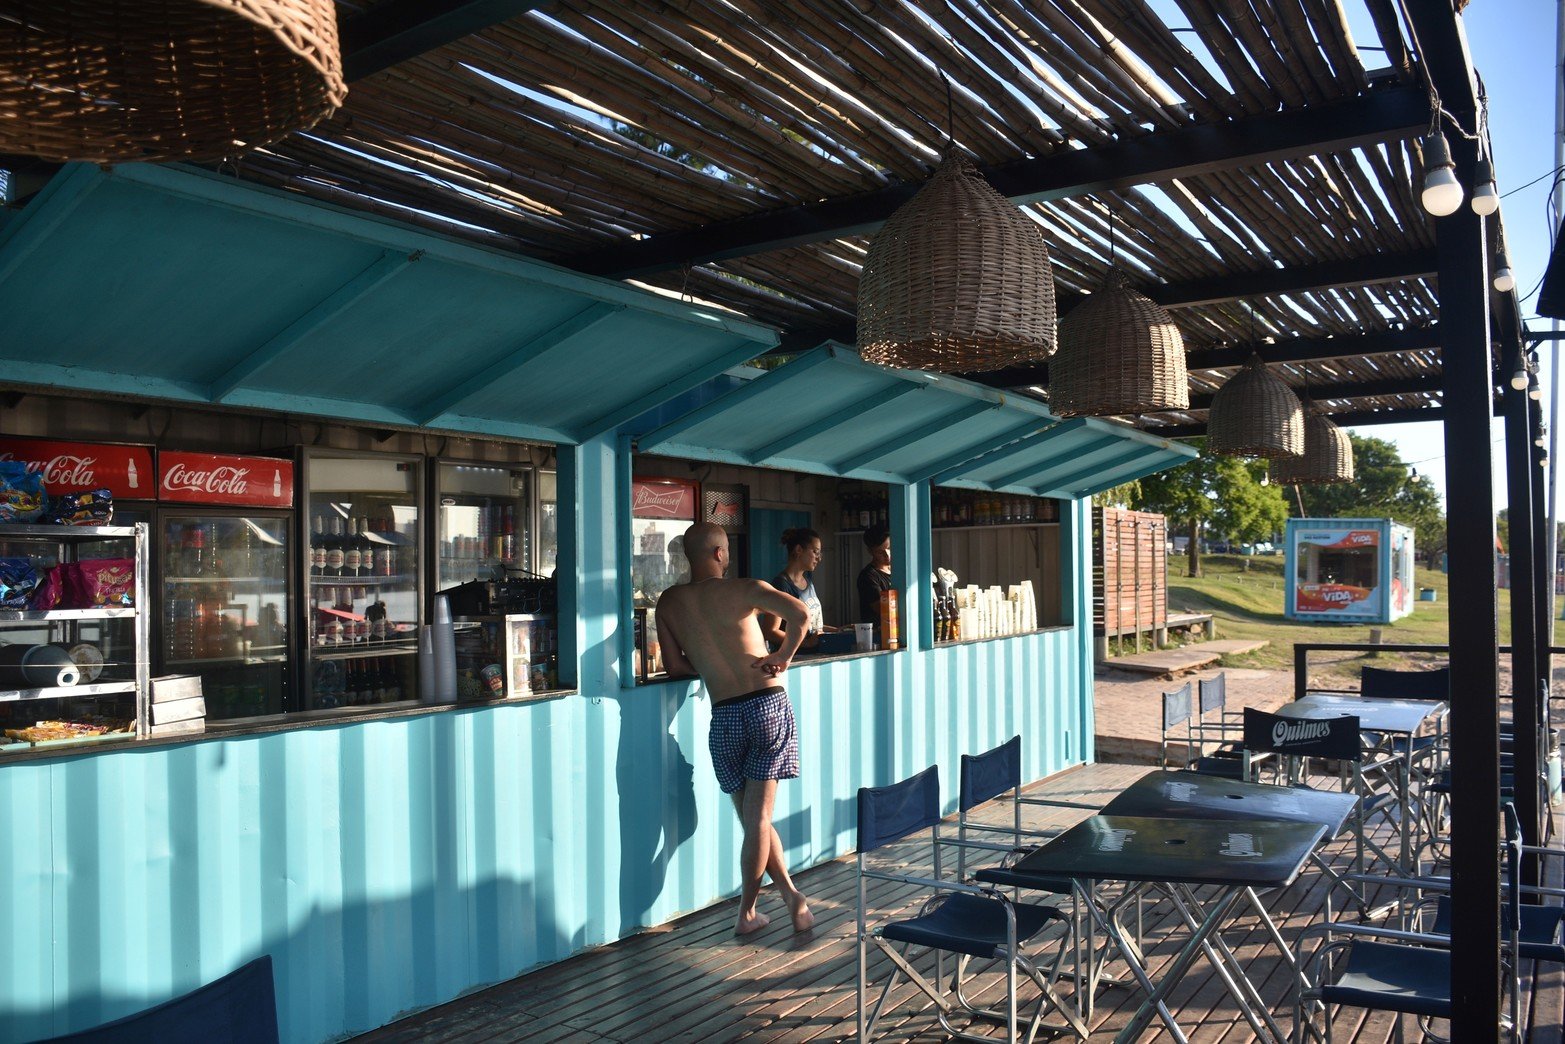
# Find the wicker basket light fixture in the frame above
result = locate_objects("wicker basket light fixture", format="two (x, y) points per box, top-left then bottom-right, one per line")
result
(1271, 405), (1354, 484)
(858, 153), (1056, 372)
(1206, 355), (1304, 459)
(1050, 267), (1189, 416)
(0, 0), (347, 164)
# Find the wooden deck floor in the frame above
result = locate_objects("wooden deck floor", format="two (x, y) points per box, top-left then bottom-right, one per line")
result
(354, 763), (1562, 1043)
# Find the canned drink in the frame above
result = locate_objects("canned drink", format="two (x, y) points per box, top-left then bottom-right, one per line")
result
(479, 663), (505, 696)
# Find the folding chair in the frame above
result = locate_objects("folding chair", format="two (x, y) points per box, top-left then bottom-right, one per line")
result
(1160, 682), (1196, 769)
(1299, 804), (1524, 1044)
(855, 765), (1086, 1043)
(1195, 672), (1245, 755)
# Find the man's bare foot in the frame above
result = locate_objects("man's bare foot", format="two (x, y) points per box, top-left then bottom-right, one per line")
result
(788, 894), (815, 933)
(736, 909), (771, 936)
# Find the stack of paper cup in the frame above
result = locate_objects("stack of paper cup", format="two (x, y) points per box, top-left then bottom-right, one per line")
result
(432, 596), (458, 704)
(418, 625), (436, 704)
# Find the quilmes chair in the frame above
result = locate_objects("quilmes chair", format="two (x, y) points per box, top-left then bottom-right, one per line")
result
(855, 765), (1086, 1043)
(1299, 804), (1524, 1044)
(1160, 682), (1198, 770)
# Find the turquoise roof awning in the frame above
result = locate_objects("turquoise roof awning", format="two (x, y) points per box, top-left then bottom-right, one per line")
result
(0, 164), (777, 445)
(635, 345), (1198, 496)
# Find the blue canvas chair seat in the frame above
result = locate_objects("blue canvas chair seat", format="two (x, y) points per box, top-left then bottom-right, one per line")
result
(1319, 941), (1452, 1019)
(882, 892), (1067, 959)
(855, 765), (1087, 1043)
(38, 955), (278, 1044)
(1431, 896), (1565, 962)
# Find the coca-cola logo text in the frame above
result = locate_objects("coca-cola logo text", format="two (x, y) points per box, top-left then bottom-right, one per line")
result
(163, 463), (251, 496)
(0, 452), (97, 488)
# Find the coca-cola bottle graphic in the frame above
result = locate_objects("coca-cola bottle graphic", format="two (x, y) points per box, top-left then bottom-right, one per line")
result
(126, 458), (139, 491)
(271, 469), (281, 499)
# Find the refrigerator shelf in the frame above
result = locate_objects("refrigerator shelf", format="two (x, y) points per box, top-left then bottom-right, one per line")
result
(0, 680), (137, 702)
(166, 653), (288, 668)
(0, 607), (138, 621)
(163, 575), (285, 586)
(313, 644), (417, 662)
(0, 524), (141, 539)
(309, 574), (413, 586)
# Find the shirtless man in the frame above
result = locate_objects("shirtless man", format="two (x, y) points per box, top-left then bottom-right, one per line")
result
(656, 522), (816, 936)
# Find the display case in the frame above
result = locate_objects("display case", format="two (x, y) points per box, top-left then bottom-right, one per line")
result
(161, 513), (290, 719)
(303, 452), (422, 710)
(451, 611), (559, 699)
(0, 523), (149, 749)
(435, 461), (534, 588)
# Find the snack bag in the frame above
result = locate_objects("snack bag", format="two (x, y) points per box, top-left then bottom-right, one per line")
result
(0, 462), (45, 524)
(28, 565), (62, 611)
(0, 557), (39, 608)
(46, 489), (113, 526)
(61, 558), (134, 608)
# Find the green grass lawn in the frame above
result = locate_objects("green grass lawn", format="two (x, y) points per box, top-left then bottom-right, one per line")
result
(1161, 553), (1517, 685)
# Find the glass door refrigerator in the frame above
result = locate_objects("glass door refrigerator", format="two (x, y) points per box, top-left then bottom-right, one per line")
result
(302, 451), (422, 710)
(155, 451), (295, 720)
(434, 461), (540, 698)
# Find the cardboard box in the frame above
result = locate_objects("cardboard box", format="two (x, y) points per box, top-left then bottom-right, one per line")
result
(150, 695), (206, 725)
(148, 717), (205, 738)
(150, 675), (203, 704)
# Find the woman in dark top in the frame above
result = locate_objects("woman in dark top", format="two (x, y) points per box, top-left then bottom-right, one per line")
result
(763, 527), (836, 649)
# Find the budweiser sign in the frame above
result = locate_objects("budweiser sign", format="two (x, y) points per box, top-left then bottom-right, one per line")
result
(631, 479), (696, 520)
(0, 438), (153, 499)
(159, 451), (293, 508)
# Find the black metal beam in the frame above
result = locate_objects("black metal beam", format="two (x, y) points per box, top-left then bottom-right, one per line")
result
(1185, 374), (1439, 411)
(1142, 405), (1444, 439)
(1503, 346), (1543, 892)
(1141, 249), (1436, 309)
(568, 85), (1433, 278)
(340, 1), (550, 82)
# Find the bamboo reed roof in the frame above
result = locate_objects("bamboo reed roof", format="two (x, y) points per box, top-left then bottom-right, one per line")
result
(230, 0), (1470, 431)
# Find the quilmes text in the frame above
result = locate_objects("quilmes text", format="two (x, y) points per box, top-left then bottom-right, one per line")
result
(1270, 718), (1334, 747)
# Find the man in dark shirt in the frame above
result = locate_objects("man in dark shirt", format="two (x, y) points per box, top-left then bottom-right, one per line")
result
(857, 523), (893, 625)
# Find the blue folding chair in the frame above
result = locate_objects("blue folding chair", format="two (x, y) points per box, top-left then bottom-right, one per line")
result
(1160, 682), (1196, 769)
(855, 765), (1086, 1043)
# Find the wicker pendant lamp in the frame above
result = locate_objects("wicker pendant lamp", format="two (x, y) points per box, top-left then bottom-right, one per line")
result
(0, 1), (347, 164)
(858, 153), (1056, 372)
(1271, 404), (1354, 484)
(1206, 355), (1304, 458)
(1050, 267), (1189, 416)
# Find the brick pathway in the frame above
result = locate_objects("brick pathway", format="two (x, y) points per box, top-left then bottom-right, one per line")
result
(1093, 663), (1296, 764)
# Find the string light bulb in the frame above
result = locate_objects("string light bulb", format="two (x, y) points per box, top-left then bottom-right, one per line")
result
(1512, 368), (1531, 390)
(1529, 375), (1542, 400)
(1470, 157), (1499, 216)
(1420, 131), (1464, 216)
(1494, 261), (1516, 293)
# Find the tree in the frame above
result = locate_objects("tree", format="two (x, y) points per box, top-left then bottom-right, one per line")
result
(1293, 435), (1444, 554)
(1129, 439), (1288, 577)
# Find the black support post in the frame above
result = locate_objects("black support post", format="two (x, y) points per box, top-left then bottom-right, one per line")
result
(1531, 392), (1553, 778)
(1504, 348), (1542, 870)
(1438, 151), (1503, 1035)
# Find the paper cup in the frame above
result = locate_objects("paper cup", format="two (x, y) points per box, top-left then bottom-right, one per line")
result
(854, 622), (874, 652)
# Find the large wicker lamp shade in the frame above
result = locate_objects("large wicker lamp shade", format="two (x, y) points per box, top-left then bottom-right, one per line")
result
(1206, 355), (1304, 458)
(0, 1), (347, 164)
(1271, 405), (1354, 484)
(858, 153), (1056, 372)
(1050, 268), (1189, 416)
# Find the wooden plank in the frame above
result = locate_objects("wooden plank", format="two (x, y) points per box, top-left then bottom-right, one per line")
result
(1106, 648), (1223, 675)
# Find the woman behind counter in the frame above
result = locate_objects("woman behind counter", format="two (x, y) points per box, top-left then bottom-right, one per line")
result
(762, 527), (839, 651)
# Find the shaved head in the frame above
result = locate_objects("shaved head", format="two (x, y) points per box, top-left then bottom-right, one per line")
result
(684, 522), (727, 567)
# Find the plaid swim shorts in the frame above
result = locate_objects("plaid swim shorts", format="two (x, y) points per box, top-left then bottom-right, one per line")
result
(708, 685), (800, 794)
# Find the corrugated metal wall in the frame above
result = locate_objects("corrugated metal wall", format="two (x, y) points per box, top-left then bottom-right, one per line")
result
(0, 437), (1094, 1043)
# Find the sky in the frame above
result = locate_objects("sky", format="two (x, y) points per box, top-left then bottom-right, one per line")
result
(1349, 1), (1559, 517)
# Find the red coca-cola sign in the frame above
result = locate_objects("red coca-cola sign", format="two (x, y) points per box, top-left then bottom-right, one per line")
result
(631, 478), (696, 519)
(0, 437), (154, 499)
(159, 451), (294, 508)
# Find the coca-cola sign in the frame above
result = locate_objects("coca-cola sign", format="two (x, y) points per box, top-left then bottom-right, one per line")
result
(159, 451), (294, 508)
(0, 438), (154, 499)
(631, 479), (696, 519)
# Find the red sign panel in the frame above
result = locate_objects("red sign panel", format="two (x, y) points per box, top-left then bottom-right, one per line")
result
(0, 437), (154, 499)
(631, 478), (697, 520)
(159, 452), (295, 508)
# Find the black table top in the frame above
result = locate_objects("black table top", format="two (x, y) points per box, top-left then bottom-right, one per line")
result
(1103, 770), (1358, 837)
(1276, 694), (1446, 735)
(1011, 814), (1327, 888)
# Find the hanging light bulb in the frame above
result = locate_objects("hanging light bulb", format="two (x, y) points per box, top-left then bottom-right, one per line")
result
(1512, 367), (1531, 390)
(1494, 259), (1516, 293)
(1470, 157), (1499, 216)
(1420, 131), (1465, 216)
(1536, 431), (1547, 448)
(1530, 383), (1542, 401)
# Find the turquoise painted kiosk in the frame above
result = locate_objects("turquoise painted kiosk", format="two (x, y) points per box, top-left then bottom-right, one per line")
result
(1284, 517), (1416, 624)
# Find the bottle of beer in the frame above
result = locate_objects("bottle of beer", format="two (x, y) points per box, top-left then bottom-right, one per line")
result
(325, 517), (345, 577)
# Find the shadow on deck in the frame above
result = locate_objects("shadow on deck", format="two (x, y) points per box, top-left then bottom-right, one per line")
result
(352, 762), (1563, 1043)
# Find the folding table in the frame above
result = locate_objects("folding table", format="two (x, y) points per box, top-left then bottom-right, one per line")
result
(1275, 694), (1446, 870)
(1006, 814), (1326, 1044)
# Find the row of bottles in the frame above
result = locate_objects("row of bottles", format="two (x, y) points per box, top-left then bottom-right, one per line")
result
(933, 490), (1055, 528)
(173, 521), (280, 580)
(309, 583), (395, 646)
(310, 515), (405, 578)
(933, 592), (964, 643)
(311, 655), (408, 709)
(440, 504), (522, 563)
(839, 491), (889, 532)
